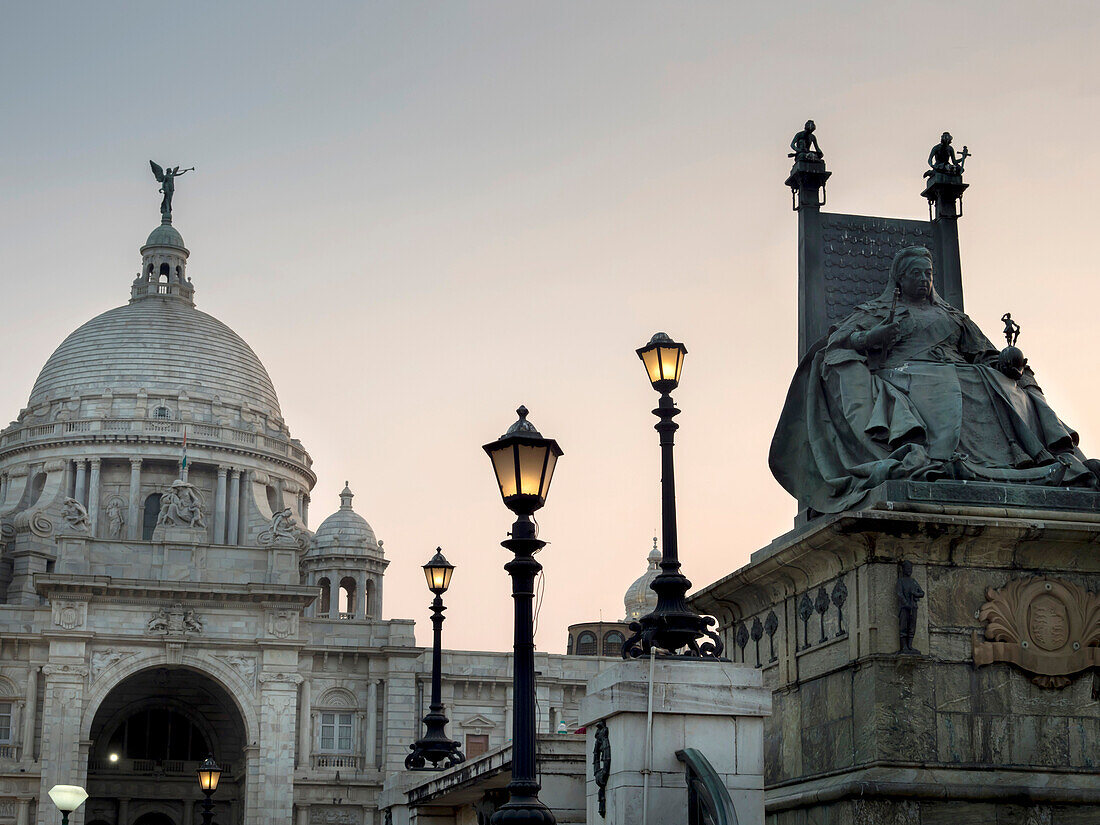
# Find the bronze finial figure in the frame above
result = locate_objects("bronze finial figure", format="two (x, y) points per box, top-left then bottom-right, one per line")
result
(925, 132), (968, 178)
(789, 119), (823, 162)
(149, 161), (195, 221)
(998, 312), (1027, 379)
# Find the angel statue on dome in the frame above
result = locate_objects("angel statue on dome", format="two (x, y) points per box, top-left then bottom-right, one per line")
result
(149, 160), (194, 220)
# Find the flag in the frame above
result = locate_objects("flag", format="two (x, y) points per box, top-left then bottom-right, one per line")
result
(182, 428), (188, 473)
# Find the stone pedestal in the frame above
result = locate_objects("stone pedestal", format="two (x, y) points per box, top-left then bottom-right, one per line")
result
(152, 523), (207, 543)
(578, 659), (770, 825)
(691, 491), (1100, 824)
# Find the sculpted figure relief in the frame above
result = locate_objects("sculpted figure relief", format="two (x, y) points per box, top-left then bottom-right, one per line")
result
(260, 507), (312, 552)
(105, 499), (126, 538)
(61, 497), (91, 531)
(771, 246), (1100, 513)
(156, 480), (207, 529)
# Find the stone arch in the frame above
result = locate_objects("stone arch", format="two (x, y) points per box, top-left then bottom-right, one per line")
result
(132, 803), (180, 825)
(142, 493), (162, 541)
(318, 577), (331, 616)
(0, 675), (17, 697)
(81, 651), (258, 745)
(316, 687), (357, 709)
(338, 575), (356, 616)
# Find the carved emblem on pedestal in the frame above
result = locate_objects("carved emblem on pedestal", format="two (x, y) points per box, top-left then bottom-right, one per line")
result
(973, 577), (1100, 688)
(266, 608), (298, 639)
(147, 603), (204, 636)
(52, 600), (87, 630)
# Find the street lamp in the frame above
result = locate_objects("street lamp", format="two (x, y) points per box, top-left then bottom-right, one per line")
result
(621, 333), (724, 659)
(197, 754), (221, 825)
(406, 548), (465, 770)
(47, 785), (88, 825)
(483, 406), (563, 825)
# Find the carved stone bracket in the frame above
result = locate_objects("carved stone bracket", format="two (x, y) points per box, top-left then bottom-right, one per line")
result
(974, 577), (1100, 689)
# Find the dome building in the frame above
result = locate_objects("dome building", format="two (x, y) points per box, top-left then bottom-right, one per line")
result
(0, 205), (599, 825)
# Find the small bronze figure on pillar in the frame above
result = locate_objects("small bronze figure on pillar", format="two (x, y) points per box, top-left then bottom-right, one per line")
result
(789, 119), (824, 162)
(897, 560), (925, 654)
(925, 132), (968, 178)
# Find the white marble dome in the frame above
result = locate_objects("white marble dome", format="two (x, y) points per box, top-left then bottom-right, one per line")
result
(311, 484), (378, 556)
(623, 540), (662, 621)
(29, 300), (282, 418)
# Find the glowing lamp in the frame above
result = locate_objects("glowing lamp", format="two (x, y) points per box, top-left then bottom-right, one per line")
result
(47, 785), (88, 813)
(637, 332), (687, 393)
(483, 406), (563, 516)
(197, 754), (222, 794)
(423, 548), (455, 595)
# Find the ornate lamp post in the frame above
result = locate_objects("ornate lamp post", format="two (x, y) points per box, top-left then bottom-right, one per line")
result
(483, 406), (563, 825)
(406, 548), (466, 770)
(197, 754), (222, 825)
(622, 333), (724, 659)
(47, 785), (88, 825)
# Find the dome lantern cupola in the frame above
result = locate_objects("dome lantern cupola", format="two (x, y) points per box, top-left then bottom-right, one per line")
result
(132, 217), (194, 306)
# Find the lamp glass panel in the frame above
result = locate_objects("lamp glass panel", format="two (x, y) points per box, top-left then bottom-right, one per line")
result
(640, 348), (663, 386)
(490, 445), (518, 499)
(515, 444), (549, 499)
(198, 768), (221, 791)
(541, 449), (558, 499)
(424, 564), (453, 593)
(48, 785), (89, 811)
(657, 345), (684, 383)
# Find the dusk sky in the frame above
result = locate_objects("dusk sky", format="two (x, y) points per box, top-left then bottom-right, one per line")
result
(2, 2), (1099, 652)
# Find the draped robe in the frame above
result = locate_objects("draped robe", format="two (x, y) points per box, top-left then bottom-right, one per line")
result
(770, 291), (1092, 514)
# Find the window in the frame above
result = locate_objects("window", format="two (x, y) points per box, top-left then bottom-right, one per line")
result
(142, 494), (162, 541)
(603, 631), (625, 656)
(317, 578), (331, 617)
(466, 734), (489, 757)
(0, 702), (11, 743)
(320, 712), (353, 752)
(339, 577), (356, 618)
(152, 406), (171, 420)
(576, 632), (597, 656)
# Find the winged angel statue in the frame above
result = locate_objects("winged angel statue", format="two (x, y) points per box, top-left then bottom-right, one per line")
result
(149, 160), (194, 220)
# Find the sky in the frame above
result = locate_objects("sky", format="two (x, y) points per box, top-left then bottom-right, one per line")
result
(2, 1), (1099, 653)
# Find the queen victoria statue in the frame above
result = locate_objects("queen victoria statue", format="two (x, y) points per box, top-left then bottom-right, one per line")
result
(771, 246), (1100, 514)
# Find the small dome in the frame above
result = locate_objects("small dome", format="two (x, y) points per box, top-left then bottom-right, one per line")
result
(623, 539), (662, 621)
(310, 483), (379, 556)
(143, 222), (187, 250)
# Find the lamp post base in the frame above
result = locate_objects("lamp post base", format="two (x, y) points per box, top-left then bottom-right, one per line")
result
(490, 782), (557, 824)
(621, 570), (725, 659)
(405, 710), (465, 770)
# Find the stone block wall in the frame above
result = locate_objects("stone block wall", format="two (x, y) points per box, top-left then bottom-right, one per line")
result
(691, 505), (1100, 823)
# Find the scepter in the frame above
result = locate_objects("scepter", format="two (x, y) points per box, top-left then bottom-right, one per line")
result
(887, 286), (900, 324)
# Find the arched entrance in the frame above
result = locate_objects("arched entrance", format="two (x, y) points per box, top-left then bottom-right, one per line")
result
(86, 667), (246, 825)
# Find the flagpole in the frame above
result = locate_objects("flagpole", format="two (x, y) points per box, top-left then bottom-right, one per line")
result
(181, 427), (189, 481)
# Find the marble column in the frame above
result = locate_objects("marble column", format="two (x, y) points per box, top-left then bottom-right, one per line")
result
(36, 662), (89, 825)
(0, 472), (8, 509)
(181, 799), (193, 825)
(228, 469), (242, 545)
(127, 459), (142, 540)
(258, 673), (301, 825)
(22, 667), (37, 764)
(297, 679), (311, 768)
(302, 494), (309, 528)
(117, 798), (130, 825)
(295, 805), (309, 825)
(74, 460), (87, 506)
(87, 459), (101, 535)
(16, 799), (30, 825)
(214, 467), (228, 545)
(365, 680), (378, 769)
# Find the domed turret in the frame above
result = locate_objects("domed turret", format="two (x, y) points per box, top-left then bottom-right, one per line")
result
(302, 484), (389, 620)
(623, 538), (661, 621)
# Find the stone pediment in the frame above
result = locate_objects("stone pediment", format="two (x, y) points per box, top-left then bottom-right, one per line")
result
(459, 713), (497, 730)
